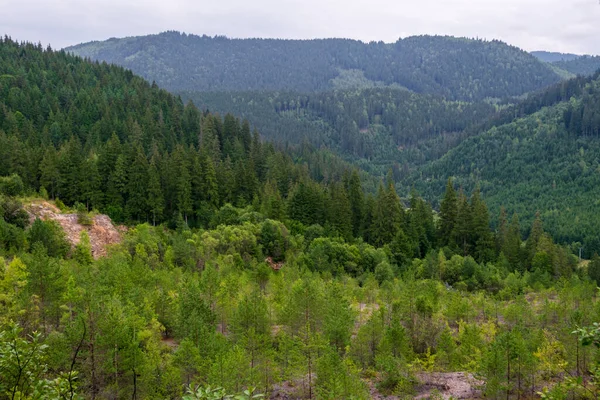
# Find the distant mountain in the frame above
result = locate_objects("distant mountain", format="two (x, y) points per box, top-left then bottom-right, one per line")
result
(531, 51), (581, 63)
(554, 56), (600, 76)
(531, 51), (600, 77)
(66, 31), (563, 101)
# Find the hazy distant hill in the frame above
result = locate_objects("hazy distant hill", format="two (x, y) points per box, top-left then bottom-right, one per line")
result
(531, 51), (600, 77)
(531, 50), (581, 63)
(66, 31), (562, 101)
(553, 56), (600, 77)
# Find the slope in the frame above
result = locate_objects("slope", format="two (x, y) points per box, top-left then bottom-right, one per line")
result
(405, 73), (600, 255)
(0, 37), (366, 229)
(181, 89), (496, 172)
(554, 55), (600, 76)
(531, 50), (581, 63)
(66, 31), (562, 101)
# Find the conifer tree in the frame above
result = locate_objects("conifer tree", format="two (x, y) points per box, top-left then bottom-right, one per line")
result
(200, 153), (219, 208)
(80, 156), (102, 211)
(504, 213), (524, 271)
(371, 181), (403, 247)
(452, 189), (472, 255)
(470, 187), (495, 262)
(126, 145), (149, 221)
(172, 146), (193, 224)
(57, 136), (83, 204)
(326, 182), (352, 241)
(147, 156), (164, 226)
(347, 170), (364, 238)
(105, 153), (128, 217)
(525, 211), (544, 269)
(39, 146), (60, 199)
(438, 178), (458, 247)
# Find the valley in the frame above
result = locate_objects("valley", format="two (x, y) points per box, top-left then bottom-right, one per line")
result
(1, 28), (600, 400)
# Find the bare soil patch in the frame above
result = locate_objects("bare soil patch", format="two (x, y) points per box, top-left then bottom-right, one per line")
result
(26, 201), (123, 258)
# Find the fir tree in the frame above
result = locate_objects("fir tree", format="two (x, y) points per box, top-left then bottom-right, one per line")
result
(438, 178), (458, 247)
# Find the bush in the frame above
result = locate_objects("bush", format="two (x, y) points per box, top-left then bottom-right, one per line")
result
(0, 174), (25, 197)
(74, 203), (93, 226)
(27, 218), (70, 258)
(0, 196), (30, 229)
(54, 199), (68, 212)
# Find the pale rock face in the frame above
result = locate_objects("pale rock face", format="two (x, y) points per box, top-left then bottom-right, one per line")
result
(26, 201), (124, 258)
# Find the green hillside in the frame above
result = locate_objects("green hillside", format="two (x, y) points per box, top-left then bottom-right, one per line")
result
(181, 89), (496, 167)
(406, 72), (600, 254)
(66, 31), (562, 101)
(531, 50), (581, 63)
(554, 55), (600, 76)
(3, 36), (600, 400)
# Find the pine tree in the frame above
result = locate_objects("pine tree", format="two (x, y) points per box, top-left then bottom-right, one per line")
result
(525, 211), (544, 269)
(171, 146), (193, 224)
(105, 153), (128, 217)
(496, 207), (509, 254)
(125, 145), (149, 221)
(438, 178), (458, 247)
(97, 133), (122, 189)
(371, 181), (403, 247)
(451, 190), (472, 255)
(470, 187), (495, 262)
(80, 155), (102, 211)
(347, 170), (364, 238)
(218, 157), (235, 205)
(57, 136), (83, 205)
(147, 156), (164, 226)
(39, 146), (60, 199)
(260, 180), (285, 221)
(504, 213), (524, 271)
(326, 183), (353, 241)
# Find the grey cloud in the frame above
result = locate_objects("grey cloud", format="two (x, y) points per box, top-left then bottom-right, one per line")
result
(1, 0), (599, 54)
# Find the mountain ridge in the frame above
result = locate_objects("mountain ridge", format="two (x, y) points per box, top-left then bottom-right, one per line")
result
(66, 31), (563, 101)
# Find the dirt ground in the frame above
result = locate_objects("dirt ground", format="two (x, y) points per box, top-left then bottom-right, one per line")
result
(26, 201), (123, 258)
(413, 372), (483, 399)
(267, 371), (482, 399)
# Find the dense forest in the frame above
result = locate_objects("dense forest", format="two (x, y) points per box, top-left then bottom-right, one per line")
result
(530, 51), (600, 78)
(552, 56), (600, 77)
(3, 36), (600, 400)
(181, 72), (600, 255)
(402, 72), (600, 256)
(182, 89), (496, 162)
(66, 32), (564, 101)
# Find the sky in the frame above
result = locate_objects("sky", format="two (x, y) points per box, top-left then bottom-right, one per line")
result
(1, 0), (600, 54)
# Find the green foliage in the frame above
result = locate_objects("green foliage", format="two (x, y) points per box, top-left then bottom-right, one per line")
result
(75, 202), (93, 226)
(554, 55), (600, 76)
(2, 35), (600, 400)
(27, 218), (70, 258)
(0, 323), (82, 399)
(0, 174), (24, 197)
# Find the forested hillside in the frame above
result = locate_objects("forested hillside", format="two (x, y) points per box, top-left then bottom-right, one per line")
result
(182, 89), (496, 164)
(66, 31), (563, 101)
(553, 55), (600, 77)
(182, 69), (600, 256)
(405, 71), (600, 255)
(0, 36), (370, 228)
(530, 51), (600, 77)
(3, 36), (600, 400)
(531, 50), (581, 63)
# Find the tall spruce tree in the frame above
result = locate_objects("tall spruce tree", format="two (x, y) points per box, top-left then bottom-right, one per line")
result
(438, 178), (458, 247)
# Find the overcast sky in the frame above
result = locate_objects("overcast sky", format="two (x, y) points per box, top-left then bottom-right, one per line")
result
(2, 0), (600, 54)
